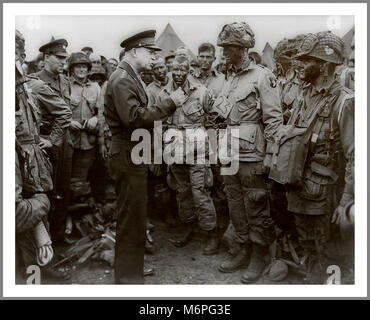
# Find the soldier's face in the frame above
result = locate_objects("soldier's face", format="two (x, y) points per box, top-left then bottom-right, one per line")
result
(45, 54), (67, 74)
(153, 61), (167, 82)
(198, 50), (215, 70)
(73, 63), (89, 80)
(172, 61), (189, 87)
(165, 57), (174, 72)
(109, 59), (118, 71)
(223, 45), (244, 65)
(299, 57), (322, 83)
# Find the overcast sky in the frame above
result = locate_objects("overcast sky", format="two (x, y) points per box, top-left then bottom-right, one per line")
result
(16, 15), (354, 61)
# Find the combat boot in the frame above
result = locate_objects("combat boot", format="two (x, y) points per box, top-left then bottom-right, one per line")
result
(203, 229), (220, 255)
(169, 222), (195, 247)
(219, 243), (251, 273)
(241, 243), (268, 283)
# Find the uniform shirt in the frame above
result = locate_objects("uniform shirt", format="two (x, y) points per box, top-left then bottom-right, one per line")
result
(223, 58), (283, 162)
(159, 78), (215, 129)
(69, 77), (101, 150)
(26, 76), (72, 147)
(192, 68), (225, 99)
(287, 80), (354, 214)
(146, 76), (169, 107)
(158, 78), (215, 163)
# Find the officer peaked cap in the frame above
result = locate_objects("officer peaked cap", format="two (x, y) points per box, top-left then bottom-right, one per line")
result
(39, 37), (68, 57)
(120, 30), (161, 51)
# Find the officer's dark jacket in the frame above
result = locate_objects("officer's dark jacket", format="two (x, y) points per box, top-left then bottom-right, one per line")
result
(104, 60), (176, 138)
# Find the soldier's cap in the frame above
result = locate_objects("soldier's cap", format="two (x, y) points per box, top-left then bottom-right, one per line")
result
(81, 46), (93, 53)
(165, 50), (176, 60)
(217, 22), (255, 49)
(39, 37), (68, 57)
(120, 30), (161, 51)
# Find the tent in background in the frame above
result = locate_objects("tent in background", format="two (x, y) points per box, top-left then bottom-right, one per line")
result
(156, 23), (197, 60)
(342, 26), (354, 60)
(261, 42), (276, 71)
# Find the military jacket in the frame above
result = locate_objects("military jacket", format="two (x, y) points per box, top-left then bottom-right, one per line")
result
(26, 75), (72, 147)
(221, 59), (283, 162)
(16, 150), (50, 233)
(287, 80), (354, 215)
(104, 61), (176, 139)
(34, 69), (71, 104)
(69, 77), (101, 150)
(15, 77), (54, 193)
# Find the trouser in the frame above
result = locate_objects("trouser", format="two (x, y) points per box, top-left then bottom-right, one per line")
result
(170, 164), (217, 231)
(211, 164), (228, 230)
(71, 147), (96, 182)
(49, 132), (73, 242)
(223, 161), (275, 246)
(108, 139), (148, 284)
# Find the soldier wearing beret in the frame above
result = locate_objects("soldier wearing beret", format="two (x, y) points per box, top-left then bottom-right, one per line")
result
(104, 30), (186, 284)
(216, 22), (283, 283)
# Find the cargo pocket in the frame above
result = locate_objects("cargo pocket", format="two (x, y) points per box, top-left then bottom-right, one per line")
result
(237, 124), (257, 152)
(183, 99), (204, 123)
(300, 170), (328, 201)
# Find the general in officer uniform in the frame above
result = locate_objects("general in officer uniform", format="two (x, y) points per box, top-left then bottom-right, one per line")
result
(216, 22), (283, 283)
(104, 30), (186, 284)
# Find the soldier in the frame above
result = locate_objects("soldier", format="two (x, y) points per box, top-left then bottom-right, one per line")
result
(193, 42), (228, 250)
(104, 30), (184, 284)
(68, 52), (101, 204)
(165, 50), (175, 72)
(34, 36), (73, 242)
(159, 55), (219, 255)
(146, 56), (170, 107)
(216, 22), (283, 283)
(15, 30), (71, 282)
(285, 31), (354, 282)
(140, 70), (154, 87)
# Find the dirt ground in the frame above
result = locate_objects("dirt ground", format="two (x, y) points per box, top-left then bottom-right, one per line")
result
(50, 219), (308, 285)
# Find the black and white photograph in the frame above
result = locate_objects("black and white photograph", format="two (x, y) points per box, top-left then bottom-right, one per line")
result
(2, 2), (367, 299)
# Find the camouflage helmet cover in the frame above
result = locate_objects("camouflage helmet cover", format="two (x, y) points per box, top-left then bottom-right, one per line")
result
(69, 52), (92, 71)
(217, 22), (255, 49)
(296, 31), (345, 65)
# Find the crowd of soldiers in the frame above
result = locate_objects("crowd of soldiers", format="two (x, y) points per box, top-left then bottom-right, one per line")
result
(15, 21), (354, 285)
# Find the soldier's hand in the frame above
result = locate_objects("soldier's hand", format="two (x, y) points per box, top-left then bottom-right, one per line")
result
(38, 137), (53, 149)
(86, 116), (98, 131)
(70, 120), (83, 131)
(263, 153), (272, 174)
(99, 144), (108, 159)
(331, 205), (346, 225)
(170, 88), (188, 107)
